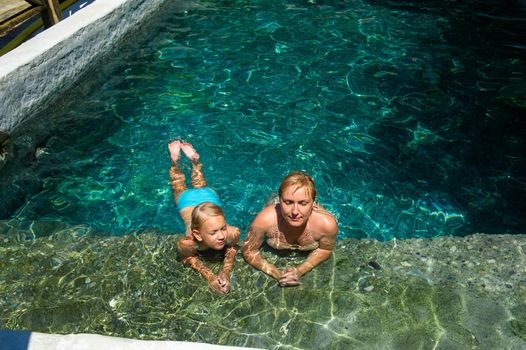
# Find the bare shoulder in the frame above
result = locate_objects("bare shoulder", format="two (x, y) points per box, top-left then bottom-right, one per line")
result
(227, 225), (241, 244)
(177, 237), (198, 258)
(312, 205), (338, 237)
(251, 204), (278, 229)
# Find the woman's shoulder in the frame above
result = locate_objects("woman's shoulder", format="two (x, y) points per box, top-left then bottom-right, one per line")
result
(312, 204), (338, 233)
(252, 204), (278, 227)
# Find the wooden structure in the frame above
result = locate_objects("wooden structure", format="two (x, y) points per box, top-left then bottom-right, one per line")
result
(25, 0), (62, 28)
(0, 0), (63, 39)
(0, 0), (69, 55)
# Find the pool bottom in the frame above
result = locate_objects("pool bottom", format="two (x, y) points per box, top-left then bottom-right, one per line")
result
(0, 227), (525, 349)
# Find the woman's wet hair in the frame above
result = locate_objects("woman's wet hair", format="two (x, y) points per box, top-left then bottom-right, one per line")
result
(278, 171), (317, 201)
(191, 202), (225, 231)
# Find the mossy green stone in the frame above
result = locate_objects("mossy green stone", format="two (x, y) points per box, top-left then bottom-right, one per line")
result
(0, 229), (525, 348)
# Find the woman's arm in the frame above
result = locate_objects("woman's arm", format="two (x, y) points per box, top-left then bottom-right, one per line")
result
(296, 228), (337, 276)
(242, 225), (282, 280)
(280, 221), (338, 286)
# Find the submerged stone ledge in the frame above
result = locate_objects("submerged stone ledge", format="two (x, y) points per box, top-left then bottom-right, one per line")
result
(0, 130), (13, 170)
(0, 226), (525, 349)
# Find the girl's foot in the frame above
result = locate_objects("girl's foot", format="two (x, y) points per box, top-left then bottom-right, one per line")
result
(181, 142), (200, 161)
(168, 140), (181, 163)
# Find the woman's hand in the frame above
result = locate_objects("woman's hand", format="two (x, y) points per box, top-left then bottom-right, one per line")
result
(278, 267), (300, 287)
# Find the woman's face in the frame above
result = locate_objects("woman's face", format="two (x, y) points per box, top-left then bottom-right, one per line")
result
(279, 185), (314, 228)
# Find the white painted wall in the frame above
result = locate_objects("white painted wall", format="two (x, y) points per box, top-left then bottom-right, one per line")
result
(0, 0), (167, 134)
(5, 331), (263, 350)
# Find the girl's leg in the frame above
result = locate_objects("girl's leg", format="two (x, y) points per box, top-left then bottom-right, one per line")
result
(181, 142), (208, 188)
(190, 160), (208, 188)
(168, 141), (187, 202)
(169, 165), (188, 202)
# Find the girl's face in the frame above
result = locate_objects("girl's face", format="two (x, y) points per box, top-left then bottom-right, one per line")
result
(279, 186), (314, 228)
(194, 215), (228, 250)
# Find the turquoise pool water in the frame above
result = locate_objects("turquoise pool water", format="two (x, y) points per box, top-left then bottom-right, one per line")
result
(1, 0), (525, 240)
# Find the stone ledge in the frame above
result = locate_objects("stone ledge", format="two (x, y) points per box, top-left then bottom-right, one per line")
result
(0, 0), (168, 134)
(1, 227), (525, 349)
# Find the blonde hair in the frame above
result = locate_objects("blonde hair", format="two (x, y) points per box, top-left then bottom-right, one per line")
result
(191, 202), (225, 231)
(278, 171), (317, 201)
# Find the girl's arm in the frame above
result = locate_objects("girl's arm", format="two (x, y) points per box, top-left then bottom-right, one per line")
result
(220, 226), (241, 276)
(177, 238), (216, 282)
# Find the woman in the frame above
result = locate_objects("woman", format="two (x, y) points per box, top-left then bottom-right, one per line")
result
(242, 171), (338, 287)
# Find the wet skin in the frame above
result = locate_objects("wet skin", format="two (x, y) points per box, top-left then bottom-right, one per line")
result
(169, 140), (240, 294)
(196, 215), (228, 251)
(279, 186), (314, 229)
(242, 185), (338, 287)
(177, 216), (240, 294)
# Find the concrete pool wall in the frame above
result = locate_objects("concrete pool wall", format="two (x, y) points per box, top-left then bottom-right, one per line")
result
(0, 0), (169, 135)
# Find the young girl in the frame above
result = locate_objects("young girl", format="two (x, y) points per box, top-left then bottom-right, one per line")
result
(168, 141), (240, 294)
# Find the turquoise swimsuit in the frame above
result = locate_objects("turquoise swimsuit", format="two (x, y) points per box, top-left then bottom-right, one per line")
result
(176, 187), (223, 211)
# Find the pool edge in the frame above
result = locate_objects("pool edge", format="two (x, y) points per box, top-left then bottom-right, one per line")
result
(0, 330), (264, 350)
(0, 0), (167, 135)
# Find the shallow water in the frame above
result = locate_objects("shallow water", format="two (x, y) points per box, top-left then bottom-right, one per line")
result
(1, 0), (525, 239)
(1, 230), (525, 348)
